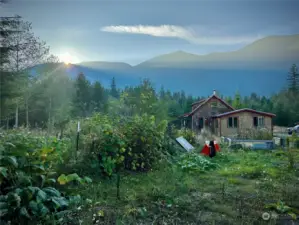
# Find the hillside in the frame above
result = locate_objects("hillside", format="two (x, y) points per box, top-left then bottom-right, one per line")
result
(33, 34), (299, 96)
(136, 34), (299, 69)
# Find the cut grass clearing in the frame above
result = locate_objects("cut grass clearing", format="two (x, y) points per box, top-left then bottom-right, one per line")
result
(63, 149), (299, 225)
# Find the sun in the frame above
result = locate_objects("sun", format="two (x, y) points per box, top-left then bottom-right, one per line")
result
(60, 52), (73, 65)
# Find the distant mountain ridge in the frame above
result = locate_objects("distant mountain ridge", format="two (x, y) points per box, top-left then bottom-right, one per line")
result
(34, 34), (299, 97)
(135, 34), (299, 69)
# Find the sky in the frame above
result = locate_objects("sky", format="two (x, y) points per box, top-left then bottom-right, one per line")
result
(1, 0), (299, 65)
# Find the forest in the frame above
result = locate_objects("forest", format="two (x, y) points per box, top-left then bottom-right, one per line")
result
(1, 17), (299, 130)
(1, 16), (299, 225)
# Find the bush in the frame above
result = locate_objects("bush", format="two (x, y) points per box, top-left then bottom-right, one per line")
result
(176, 128), (197, 145)
(74, 113), (168, 176)
(238, 128), (273, 140)
(178, 153), (219, 172)
(122, 114), (168, 171)
(0, 131), (89, 224)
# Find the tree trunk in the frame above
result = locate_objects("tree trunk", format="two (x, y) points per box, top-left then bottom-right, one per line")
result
(15, 102), (18, 128)
(26, 96), (29, 129)
(48, 97), (52, 133)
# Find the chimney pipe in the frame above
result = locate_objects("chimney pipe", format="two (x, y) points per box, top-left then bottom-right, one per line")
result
(213, 90), (216, 95)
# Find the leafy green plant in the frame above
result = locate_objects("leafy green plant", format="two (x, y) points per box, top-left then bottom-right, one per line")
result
(0, 131), (89, 224)
(122, 114), (168, 171)
(178, 153), (219, 172)
(57, 173), (92, 185)
(176, 128), (197, 145)
(265, 201), (299, 220)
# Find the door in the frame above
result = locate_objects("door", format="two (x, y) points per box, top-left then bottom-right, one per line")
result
(198, 117), (204, 130)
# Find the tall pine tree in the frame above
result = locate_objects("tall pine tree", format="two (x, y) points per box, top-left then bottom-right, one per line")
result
(287, 64), (299, 93)
(110, 77), (119, 98)
(232, 91), (242, 109)
(72, 72), (91, 117)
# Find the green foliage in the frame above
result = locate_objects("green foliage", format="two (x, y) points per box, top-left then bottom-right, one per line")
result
(178, 153), (219, 172)
(73, 113), (169, 175)
(0, 131), (90, 224)
(122, 114), (168, 171)
(265, 201), (299, 220)
(57, 173), (92, 185)
(232, 90), (242, 109)
(238, 128), (273, 140)
(175, 128), (197, 145)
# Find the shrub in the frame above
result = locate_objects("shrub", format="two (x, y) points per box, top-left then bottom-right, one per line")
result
(74, 113), (168, 175)
(238, 128), (273, 140)
(122, 114), (168, 171)
(175, 128), (197, 145)
(178, 153), (219, 172)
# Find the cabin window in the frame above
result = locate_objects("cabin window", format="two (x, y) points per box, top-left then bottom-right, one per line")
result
(234, 117), (238, 128)
(227, 117), (238, 128)
(253, 116), (264, 127)
(215, 120), (218, 128)
(258, 117), (264, 126)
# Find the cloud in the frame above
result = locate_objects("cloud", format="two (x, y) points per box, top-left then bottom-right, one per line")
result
(101, 25), (262, 45)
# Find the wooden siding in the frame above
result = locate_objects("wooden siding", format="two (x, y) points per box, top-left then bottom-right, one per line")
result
(219, 111), (273, 137)
(192, 97), (233, 132)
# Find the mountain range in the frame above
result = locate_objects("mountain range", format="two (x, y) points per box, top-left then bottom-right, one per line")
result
(35, 34), (299, 97)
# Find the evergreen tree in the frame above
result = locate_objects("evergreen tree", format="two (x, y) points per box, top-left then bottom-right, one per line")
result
(72, 72), (91, 117)
(110, 77), (119, 98)
(224, 96), (233, 106)
(232, 91), (242, 109)
(159, 85), (165, 99)
(91, 81), (106, 112)
(287, 64), (299, 93)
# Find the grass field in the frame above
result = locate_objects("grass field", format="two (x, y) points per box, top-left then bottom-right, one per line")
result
(63, 148), (299, 225)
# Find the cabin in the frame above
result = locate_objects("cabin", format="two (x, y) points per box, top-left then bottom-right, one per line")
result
(179, 90), (276, 137)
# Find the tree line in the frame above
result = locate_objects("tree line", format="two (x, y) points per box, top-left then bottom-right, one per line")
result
(1, 16), (298, 130)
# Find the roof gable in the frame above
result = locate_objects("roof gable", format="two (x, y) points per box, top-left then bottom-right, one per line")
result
(190, 95), (234, 115)
(191, 99), (206, 106)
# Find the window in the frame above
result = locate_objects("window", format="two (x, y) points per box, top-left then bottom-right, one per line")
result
(253, 116), (264, 127)
(228, 117), (238, 128)
(258, 116), (264, 127)
(228, 117), (233, 128)
(234, 117), (238, 128)
(253, 117), (258, 127)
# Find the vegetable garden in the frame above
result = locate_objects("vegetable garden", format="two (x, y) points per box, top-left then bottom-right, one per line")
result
(1, 113), (299, 225)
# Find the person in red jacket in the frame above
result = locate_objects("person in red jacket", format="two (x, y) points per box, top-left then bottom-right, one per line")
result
(201, 140), (220, 157)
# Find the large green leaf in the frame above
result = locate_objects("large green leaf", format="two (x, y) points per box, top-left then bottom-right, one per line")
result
(0, 156), (18, 168)
(83, 176), (92, 184)
(36, 190), (47, 202)
(20, 207), (31, 219)
(57, 174), (67, 185)
(45, 178), (56, 185)
(66, 173), (80, 181)
(0, 202), (8, 217)
(51, 197), (69, 209)
(7, 193), (21, 207)
(37, 202), (49, 216)
(29, 201), (38, 215)
(42, 187), (61, 197)
(0, 167), (8, 178)
(4, 142), (16, 149)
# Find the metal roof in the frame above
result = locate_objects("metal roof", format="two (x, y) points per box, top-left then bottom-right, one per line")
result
(213, 108), (276, 118)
